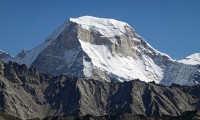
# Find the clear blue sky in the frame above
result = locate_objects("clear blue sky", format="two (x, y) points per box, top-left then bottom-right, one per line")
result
(0, 0), (199, 59)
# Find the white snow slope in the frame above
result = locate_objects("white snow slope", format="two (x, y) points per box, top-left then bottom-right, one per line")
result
(0, 16), (199, 86)
(179, 53), (200, 65)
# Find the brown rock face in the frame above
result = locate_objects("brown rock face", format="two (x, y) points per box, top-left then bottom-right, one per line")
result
(0, 62), (200, 119)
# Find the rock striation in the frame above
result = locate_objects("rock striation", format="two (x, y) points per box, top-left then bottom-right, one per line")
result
(0, 61), (200, 119)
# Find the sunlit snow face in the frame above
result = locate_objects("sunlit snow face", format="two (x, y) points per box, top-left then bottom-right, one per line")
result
(70, 16), (130, 38)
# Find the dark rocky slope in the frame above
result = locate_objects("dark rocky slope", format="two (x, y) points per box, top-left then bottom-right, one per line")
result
(0, 61), (200, 119)
(43, 110), (200, 120)
(0, 112), (21, 120)
(2, 110), (200, 120)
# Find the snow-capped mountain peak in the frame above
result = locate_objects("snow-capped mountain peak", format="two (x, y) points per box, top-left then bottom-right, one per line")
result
(0, 16), (199, 86)
(0, 50), (14, 62)
(179, 53), (200, 65)
(0, 50), (9, 55)
(69, 16), (130, 37)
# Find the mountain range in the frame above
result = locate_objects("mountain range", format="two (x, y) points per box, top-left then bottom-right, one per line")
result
(0, 16), (200, 120)
(1, 61), (200, 120)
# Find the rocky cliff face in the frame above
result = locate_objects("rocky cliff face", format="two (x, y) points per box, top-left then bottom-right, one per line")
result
(0, 61), (200, 119)
(0, 16), (199, 86)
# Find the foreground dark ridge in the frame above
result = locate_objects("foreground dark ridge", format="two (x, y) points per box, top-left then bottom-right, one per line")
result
(38, 110), (200, 120)
(1, 110), (200, 120)
(0, 61), (200, 119)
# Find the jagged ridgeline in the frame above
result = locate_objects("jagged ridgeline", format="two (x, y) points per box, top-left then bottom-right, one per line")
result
(0, 61), (200, 119)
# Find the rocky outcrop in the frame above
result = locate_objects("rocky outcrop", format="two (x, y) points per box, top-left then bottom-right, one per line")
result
(0, 62), (200, 119)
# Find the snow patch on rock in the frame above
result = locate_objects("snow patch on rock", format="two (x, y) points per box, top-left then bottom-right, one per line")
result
(79, 40), (163, 83)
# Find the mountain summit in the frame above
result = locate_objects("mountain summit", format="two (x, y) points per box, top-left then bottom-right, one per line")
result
(179, 53), (200, 65)
(0, 16), (199, 86)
